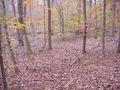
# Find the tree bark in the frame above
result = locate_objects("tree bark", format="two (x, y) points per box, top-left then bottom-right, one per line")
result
(89, 0), (92, 19)
(29, 0), (34, 36)
(0, 0), (8, 89)
(82, 0), (87, 53)
(0, 24), (8, 90)
(117, 6), (120, 53)
(11, 0), (24, 46)
(2, 0), (17, 70)
(43, 0), (47, 49)
(94, 0), (98, 39)
(117, 28), (120, 53)
(47, 0), (52, 49)
(17, 0), (32, 55)
(112, 0), (116, 37)
(102, 0), (106, 56)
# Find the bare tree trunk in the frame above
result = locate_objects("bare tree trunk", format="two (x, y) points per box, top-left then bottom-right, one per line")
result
(117, 28), (120, 53)
(60, 14), (65, 41)
(47, 0), (52, 49)
(89, 0), (92, 19)
(0, 24), (8, 90)
(59, 1), (65, 41)
(58, 11), (65, 41)
(117, 7), (120, 53)
(76, 0), (81, 35)
(51, 0), (54, 36)
(2, 0), (17, 71)
(94, 0), (98, 39)
(17, 0), (32, 55)
(82, 0), (87, 53)
(112, 0), (116, 37)
(29, 0), (35, 36)
(43, 0), (47, 49)
(102, 0), (106, 56)
(11, 0), (24, 46)
(4, 24), (17, 66)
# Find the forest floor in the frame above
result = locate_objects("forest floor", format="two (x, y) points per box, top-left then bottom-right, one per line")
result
(2, 34), (120, 90)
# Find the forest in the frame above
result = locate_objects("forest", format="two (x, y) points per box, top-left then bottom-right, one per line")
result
(0, 0), (120, 90)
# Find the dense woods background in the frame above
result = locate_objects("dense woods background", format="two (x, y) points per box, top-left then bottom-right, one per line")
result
(0, 0), (120, 90)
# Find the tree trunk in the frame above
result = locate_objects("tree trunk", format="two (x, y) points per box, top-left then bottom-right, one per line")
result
(29, 0), (34, 36)
(11, 0), (24, 46)
(4, 24), (17, 66)
(0, 24), (8, 90)
(0, 0), (8, 89)
(112, 0), (116, 37)
(89, 0), (92, 19)
(82, 0), (87, 53)
(94, 0), (98, 39)
(102, 0), (106, 56)
(43, 0), (47, 49)
(117, 28), (120, 53)
(17, 0), (32, 55)
(47, 0), (52, 49)
(2, 0), (17, 71)
(58, 11), (65, 41)
(117, 7), (120, 53)
(77, 0), (81, 35)
(59, 1), (65, 41)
